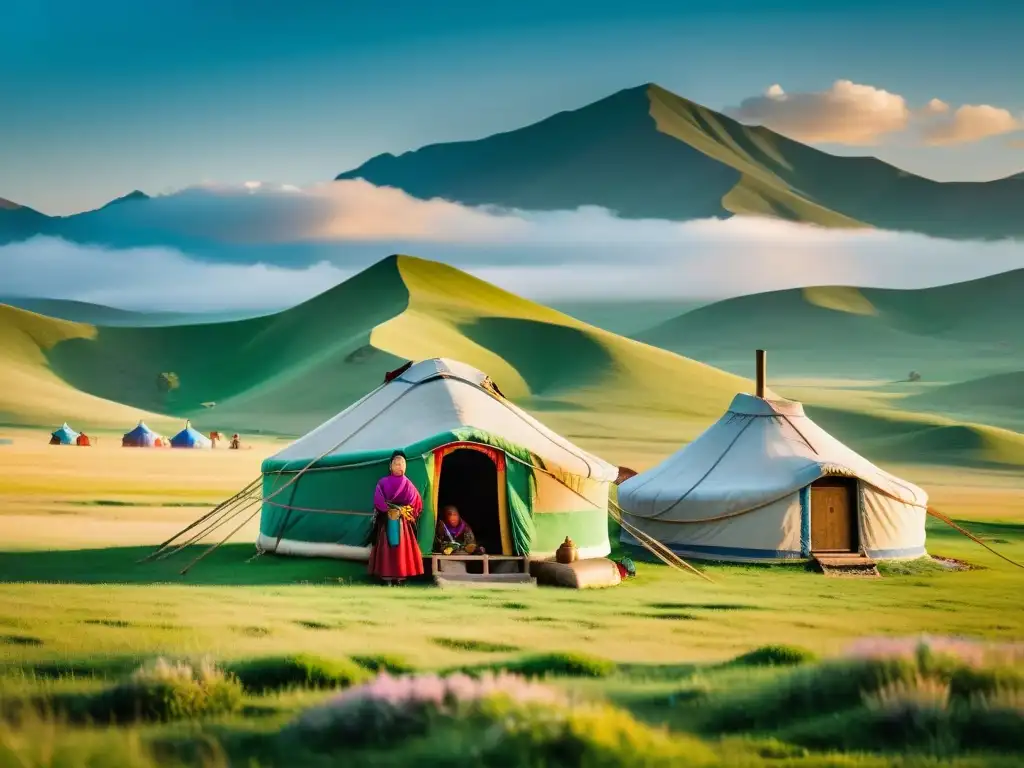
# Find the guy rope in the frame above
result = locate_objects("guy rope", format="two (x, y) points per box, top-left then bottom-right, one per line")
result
(926, 507), (1024, 570)
(140, 379), (393, 574)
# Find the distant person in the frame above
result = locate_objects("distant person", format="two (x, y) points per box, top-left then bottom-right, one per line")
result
(230, 434), (240, 449)
(434, 505), (484, 556)
(367, 450), (424, 585)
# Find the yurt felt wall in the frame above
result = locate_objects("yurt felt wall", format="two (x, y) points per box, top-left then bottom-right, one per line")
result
(619, 393), (928, 563)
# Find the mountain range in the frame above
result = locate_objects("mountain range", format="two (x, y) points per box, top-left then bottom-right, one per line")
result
(337, 84), (1023, 240)
(2, 84), (1021, 247)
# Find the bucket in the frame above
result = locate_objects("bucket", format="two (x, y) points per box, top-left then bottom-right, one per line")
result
(386, 509), (402, 548)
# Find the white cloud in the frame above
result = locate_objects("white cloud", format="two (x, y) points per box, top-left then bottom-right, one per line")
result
(0, 237), (350, 312)
(922, 104), (1022, 146)
(117, 179), (526, 244)
(726, 80), (911, 145)
(728, 81), (1021, 147)
(3, 211), (1024, 312)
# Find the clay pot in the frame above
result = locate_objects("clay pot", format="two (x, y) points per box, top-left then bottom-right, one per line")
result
(555, 536), (578, 564)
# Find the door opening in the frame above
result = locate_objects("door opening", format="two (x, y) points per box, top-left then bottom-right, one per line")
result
(437, 448), (503, 556)
(810, 477), (859, 553)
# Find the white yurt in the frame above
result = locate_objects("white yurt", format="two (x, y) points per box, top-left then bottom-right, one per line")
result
(618, 354), (928, 563)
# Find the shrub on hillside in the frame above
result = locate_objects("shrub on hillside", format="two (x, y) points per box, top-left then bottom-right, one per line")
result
(350, 653), (416, 675)
(90, 658), (242, 723)
(465, 652), (617, 679)
(728, 645), (817, 668)
(949, 664), (1024, 699)
(226, 654), (370, 694)
(286, 671), (567, 751)
(478, 698), (715, 768)
(958, 689), (1024, 751)
(701, 657), (919, 733)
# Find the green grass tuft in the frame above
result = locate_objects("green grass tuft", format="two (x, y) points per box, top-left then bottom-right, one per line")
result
(225, 654), (371, 694)
(88, 658), (243, 723)
(699, 657), (920, 733)
(462, 651), (618, 679)
(431, 638), (520, 653)
(727, 645), (818, 668)
(350, 654), (417, 675)
(0, 634), (43, 646)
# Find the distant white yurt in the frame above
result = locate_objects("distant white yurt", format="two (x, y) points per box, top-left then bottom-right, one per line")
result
(618, 352), (928, 563)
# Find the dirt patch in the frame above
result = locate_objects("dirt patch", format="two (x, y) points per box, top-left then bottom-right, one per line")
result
(932, 556), (975, 571)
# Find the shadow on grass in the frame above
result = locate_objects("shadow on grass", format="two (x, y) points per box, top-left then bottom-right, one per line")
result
(0, 544), (391, 586)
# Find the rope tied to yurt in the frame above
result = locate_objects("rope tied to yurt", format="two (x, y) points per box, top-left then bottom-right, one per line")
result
(927, 507), (1024, 570)
(606, 497), (714, 583)
(142, 377), (396, 573)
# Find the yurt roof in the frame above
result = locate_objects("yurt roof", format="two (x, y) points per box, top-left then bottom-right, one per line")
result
(265, 357), (616, 481)
(124, 421), (158, 437)
(52, 422), (80, 437)
(619, 392), (927, 520)
(172, 421), (209, 441)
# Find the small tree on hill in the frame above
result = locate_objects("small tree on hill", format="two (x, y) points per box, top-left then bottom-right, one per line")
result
(157, 372), (181, 396)
(908, 371), (922, 382)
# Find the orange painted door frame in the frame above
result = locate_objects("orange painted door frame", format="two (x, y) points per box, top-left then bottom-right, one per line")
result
(431, 442), (513, 555)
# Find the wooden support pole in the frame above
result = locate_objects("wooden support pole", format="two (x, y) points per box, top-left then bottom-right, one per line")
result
(756, 349), (767, 399)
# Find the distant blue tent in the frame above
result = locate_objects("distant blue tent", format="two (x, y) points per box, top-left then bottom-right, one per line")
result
(170, 420), (212, 449)
(122, 421), (163, 447)
(50, 422), (80, 445)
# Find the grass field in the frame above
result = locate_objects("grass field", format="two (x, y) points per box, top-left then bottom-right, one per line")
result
(1, 418), (1022, 765)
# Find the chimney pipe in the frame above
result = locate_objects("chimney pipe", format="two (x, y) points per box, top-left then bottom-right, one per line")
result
(756, 349), (766, 399)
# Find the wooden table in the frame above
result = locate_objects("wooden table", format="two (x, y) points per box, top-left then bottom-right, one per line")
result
(430, 553), (529, 575)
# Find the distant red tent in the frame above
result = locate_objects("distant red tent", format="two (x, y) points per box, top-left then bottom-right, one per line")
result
(384, 361), (413, 383)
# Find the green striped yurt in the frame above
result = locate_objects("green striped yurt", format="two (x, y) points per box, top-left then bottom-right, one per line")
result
(257, 358), (617, 561)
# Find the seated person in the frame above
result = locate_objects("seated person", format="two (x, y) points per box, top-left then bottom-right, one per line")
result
(434, 505), (485, 556)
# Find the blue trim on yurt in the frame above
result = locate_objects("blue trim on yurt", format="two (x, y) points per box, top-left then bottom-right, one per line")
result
(621, 533), (803, 561)
(799, 486), (811, 557)
(667, 543), (805, 560)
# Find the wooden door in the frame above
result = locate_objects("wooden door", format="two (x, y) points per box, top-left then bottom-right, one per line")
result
(810, 478), (858, 552)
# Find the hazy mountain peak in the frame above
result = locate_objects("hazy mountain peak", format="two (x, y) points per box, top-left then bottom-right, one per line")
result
(101, 189), (151, 209)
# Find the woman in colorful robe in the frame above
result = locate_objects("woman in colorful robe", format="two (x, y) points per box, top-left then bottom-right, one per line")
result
(433, 505), (485, 556)
(368, 450), (425, 584)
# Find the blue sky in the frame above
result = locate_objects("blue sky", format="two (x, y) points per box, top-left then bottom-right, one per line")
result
(3, 0), (1020, 215)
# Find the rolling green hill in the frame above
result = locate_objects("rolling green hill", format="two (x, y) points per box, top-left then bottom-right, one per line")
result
(0, 256), (749, 460)
(806, 404), (1024, 471)
(0, 297), (267, 327)
(903, 372), (1024, 431)
(0, 304), (173, 432)
(337, 84), (1024, 239)
(638, 270), (1024, 384)
(3, 256), (1023, 470)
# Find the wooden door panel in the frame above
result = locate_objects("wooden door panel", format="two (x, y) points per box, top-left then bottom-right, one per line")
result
(811, 484), (855, 552)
